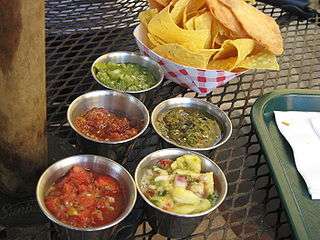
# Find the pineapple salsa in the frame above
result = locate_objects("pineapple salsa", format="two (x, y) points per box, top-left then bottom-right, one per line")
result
(140, 154), (218, 214)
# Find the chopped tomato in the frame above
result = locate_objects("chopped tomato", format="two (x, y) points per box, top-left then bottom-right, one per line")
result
(95, 175), (120, 193)
(78, 184), (90, 193)
(78, 194), (96, 207)
(158, 159), (173, 169)
(44, 165), (124, 228)
(92, 209), (104, 223)
(69, 214), (88, 228)
(107, 132), (122, 141)
(67, 165), (92, 184)
(62, 182), (76, 194)
(45, 196), (60, 213)
(96, 198), (109, 209)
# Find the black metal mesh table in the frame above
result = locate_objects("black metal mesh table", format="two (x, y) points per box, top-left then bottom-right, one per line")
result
(1, 0), (320, 239)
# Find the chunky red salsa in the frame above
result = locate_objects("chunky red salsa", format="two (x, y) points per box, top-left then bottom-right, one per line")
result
(44, 165), (124, 228)
(75, 107), (139, 141)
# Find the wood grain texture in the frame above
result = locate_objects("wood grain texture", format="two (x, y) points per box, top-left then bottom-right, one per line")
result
(0, 0), (47, 195)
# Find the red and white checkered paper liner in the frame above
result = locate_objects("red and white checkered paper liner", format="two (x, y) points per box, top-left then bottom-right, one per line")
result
(133, 25), (244, 94)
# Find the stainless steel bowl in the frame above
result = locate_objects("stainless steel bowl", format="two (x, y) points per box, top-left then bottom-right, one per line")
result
(91, 51), (164, 94)
(67, 90), (150, 144)
(36, 155), (137, 240)
(135, 148), (228, 238)
(151, 97), (233, 151)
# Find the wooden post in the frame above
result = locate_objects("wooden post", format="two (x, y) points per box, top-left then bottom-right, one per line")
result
(0, 0), (47, 195)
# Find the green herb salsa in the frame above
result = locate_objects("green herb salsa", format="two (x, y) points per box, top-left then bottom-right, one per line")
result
(156, 107), (222, 148)
(93, 62), (157, 91)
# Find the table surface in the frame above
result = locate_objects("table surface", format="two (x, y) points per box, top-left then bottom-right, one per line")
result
(1, 0), (320, 239)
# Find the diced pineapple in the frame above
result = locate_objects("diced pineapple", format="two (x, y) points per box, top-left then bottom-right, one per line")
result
(200, 172), (214, 197)
(170, 187), (201, 204)
(189, 182), (205, 197)
(150, 195), (174, 210)
(193, 199), (211, 213)
(171, 154), (202, 173)
(171, 199), (211, 214)
(173, 169), (199, 177)
(153, 166), (168, 175)
(171, 204), (197, 214)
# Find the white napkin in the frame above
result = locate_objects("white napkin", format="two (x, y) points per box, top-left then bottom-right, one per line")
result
(274, 111), (320, 200)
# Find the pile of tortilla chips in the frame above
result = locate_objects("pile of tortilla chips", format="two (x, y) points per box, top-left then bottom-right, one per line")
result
(138, 0), (283, 71)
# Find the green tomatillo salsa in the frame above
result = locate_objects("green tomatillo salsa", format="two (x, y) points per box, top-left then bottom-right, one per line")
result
(156, 107), (222, 148)
(93, 62), (157, 91)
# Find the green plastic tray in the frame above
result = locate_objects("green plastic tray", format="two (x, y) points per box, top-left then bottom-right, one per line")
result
(251, 89), (320, 240)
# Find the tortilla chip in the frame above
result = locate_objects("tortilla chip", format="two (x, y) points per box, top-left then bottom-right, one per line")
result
(194, 12), (212, 30)
(138, 25), (156, 49)
(238, 49), (279, 70)
(184, 16), (196, 30)
(138, 0), (281, 72)
(171, 0), (191, 26)
(139, 9), (158, 28)
(210, 39), (255, 70)
(148, 0), (167, 11)
(208, 57), (237, 70)
(206, 0), (248, 38)
(153, 43), (219, 68)
(193, 12), (213, 48)
(183, 0), (206, 25)
(218, 0), (283, 55)
(211, 16), (220, 48)
(153, 0), (171, 7)
(185, 0), (206, 14)
(148, 33), (167, 46)
(148, 6), (211, 50)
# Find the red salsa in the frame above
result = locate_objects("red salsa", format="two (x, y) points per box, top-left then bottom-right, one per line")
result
(44, 165), (124, 228)
(75, 107), (139, 141)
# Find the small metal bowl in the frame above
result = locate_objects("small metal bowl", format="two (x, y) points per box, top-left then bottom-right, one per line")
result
(67, 90), (150, 145)
(91, 51), (164, 94)
(151, 97), (233, 151)
(135, 148), (228, 238)
(36, 154), (137, 240)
